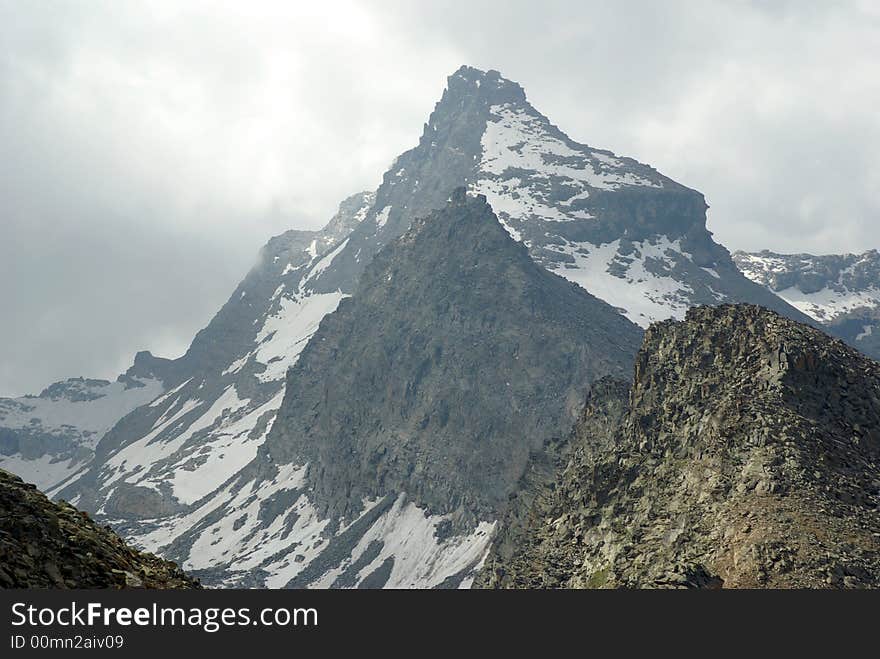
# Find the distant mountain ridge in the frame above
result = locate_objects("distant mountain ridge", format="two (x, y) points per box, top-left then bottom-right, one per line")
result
(734, 249), (880, 360)
(0, 353), (170, 493)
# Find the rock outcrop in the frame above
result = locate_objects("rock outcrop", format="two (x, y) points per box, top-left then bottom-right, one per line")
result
(0, 469), (199, 589)
(479, 304), (880, 588)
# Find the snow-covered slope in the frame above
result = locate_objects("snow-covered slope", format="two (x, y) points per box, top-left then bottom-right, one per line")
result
(733, 249), (880, 360)
(54, 66), (823, 589)
(60, 192), (373, 520)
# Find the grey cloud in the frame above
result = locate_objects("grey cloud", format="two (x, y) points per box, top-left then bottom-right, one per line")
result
(1, 1), (878, 395)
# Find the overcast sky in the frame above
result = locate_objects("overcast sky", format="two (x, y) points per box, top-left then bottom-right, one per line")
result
(2, 0), (878, 396)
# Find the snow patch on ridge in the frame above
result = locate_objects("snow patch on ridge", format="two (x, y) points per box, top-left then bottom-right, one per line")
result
(734, 250), (880, 323)
(319, 495), (495, 589)
(375, 206), (391, 229)
(0, 377), (165, 491)
(131, 472), (496, 590)
(254, 292), (347, 383)
(165, 390), (285, 505)
(550, 238), (696, 327)
(479, 103), (660, 191)
(471, 103), (662, 236)
(773, 286), (880, 322)
(0, 454), (87, 492)
(302, 238), (349, 289)
(103, 393), (225, 489)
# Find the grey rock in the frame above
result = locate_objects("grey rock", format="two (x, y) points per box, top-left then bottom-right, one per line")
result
(0, 468), (199, 589)
(268, 190), (643, 528)
(478, 304), (880, 589)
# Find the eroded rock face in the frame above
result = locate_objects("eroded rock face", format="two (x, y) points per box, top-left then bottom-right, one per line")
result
(268, 190), (644, 528)
(0, 469), (199, 589)
(478, 304), (880, 589)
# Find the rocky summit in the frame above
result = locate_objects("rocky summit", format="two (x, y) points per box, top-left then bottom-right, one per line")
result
(0, 469), (198, 589)
(478, 304), (880, 588)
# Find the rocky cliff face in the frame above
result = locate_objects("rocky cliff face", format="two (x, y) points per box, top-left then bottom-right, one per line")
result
(309, 66), (815, 330)
(139, 191), (642, 589)
(268, 190), (642, 529)
(0, 468), (198, 588)
(478, 305), (880, 588)
(734, 249), (880, 361)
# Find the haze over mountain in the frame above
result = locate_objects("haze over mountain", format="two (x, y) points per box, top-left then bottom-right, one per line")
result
(2, 66), (861, 588)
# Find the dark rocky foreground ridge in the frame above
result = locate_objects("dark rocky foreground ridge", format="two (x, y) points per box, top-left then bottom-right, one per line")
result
(266, 189), (643, 528)
(478, 304), (880, 588)
(0, 469), (199, 589)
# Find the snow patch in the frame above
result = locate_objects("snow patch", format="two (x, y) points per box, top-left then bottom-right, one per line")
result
(0, 453), (88, 492)
(774, 286), (880, 323)
(254, 292), (347, 383)
(222, 355), (249, 377)
(550, 238), (695, 327)
(0, 377), (164, 449)
(375, 206), (391, 229)
(165, 390), (284, 505)
(332, 495), (495, 589)
(302, 238), (349, 288)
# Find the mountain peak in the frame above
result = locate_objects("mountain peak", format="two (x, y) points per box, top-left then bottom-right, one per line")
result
(28, 63), (849, 591)
(421, 66), (528, 136)
(399, 188), (524, 267)
(446, 65), (525, 99)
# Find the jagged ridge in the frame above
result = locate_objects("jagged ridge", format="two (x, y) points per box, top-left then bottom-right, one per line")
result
(14, 64), (840, 589)
(479, 304), (880, 588)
